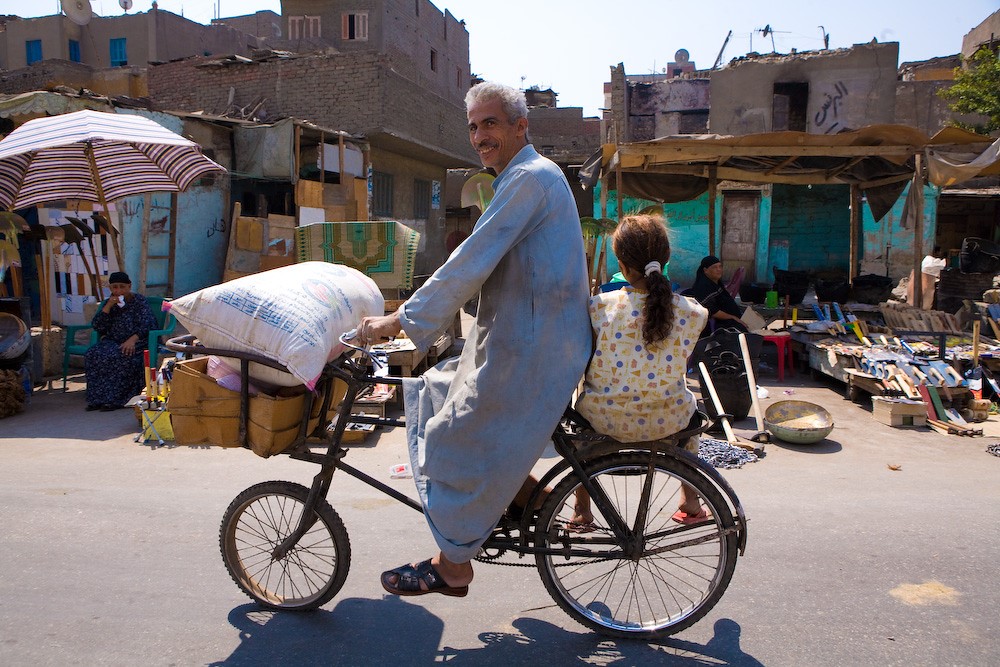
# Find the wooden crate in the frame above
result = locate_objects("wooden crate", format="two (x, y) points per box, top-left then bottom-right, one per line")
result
(352, 386), (396, 417)
(871, 397), (928, 427)
(339, 416), (376, 444)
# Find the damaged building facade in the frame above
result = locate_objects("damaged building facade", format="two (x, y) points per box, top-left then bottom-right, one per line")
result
(602, 36), (997, 289)
(149, 0), (478, 279)
(1, 0), (479, 307)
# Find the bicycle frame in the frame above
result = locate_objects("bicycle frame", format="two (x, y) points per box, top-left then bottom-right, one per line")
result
(166, 334), (747, 563)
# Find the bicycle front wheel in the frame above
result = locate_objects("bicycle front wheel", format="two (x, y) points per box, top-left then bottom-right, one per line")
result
(535, 452), (739, 639)
(220, 481), (351, 611)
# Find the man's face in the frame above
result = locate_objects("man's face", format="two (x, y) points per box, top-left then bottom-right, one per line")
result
(467, 97), (528, 173)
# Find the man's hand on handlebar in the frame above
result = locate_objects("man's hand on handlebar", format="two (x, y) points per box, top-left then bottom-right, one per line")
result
(357, 312), (403, 346)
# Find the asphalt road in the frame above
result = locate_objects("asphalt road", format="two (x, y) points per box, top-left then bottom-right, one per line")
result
(2, 370), (999, 666)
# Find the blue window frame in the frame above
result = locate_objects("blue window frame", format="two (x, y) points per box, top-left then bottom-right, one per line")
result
(26, 40), (42, 65)
(68, 40), (81, 63)
(110, 38), (127, 67)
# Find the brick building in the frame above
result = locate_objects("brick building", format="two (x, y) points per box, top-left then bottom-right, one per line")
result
(2, 1), (480, 279)
(0, 6), (257, 72)
(164, 0), (479, 277)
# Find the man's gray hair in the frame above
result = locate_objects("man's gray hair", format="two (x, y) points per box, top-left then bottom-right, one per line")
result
(465, 82), (528, 124)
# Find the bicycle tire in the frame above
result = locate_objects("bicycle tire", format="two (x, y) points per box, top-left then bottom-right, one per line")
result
(535, 452), (738, 639)
(220, 481), (351, 611)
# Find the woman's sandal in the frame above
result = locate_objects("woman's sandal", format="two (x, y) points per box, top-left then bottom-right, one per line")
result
(380, 559), (469, 598)
(671, 508), (712, 525)
(565, 519), (597, 533)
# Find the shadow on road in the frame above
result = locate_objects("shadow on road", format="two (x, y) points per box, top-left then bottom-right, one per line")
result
(211, 601), (763, 666)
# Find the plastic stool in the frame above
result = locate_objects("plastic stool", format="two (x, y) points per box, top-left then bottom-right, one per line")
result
(762, 334), (794, 381)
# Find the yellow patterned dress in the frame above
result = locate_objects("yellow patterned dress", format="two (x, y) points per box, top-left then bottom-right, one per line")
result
(576, 288), (708, 444)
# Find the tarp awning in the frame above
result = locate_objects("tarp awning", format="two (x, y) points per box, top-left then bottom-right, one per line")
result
(0, 91), (113, 120)
(581, 124), (999, 221)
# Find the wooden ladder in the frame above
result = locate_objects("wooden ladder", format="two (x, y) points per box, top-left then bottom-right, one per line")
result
(137, 193), (178, 297)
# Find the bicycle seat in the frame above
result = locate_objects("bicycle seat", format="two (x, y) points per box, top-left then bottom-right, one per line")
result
(559, 407), (713, 450)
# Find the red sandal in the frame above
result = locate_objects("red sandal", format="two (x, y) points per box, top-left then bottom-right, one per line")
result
(671, 508), (712, 525)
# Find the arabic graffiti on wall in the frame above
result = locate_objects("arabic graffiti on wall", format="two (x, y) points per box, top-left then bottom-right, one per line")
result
(814, 81), (849, 134)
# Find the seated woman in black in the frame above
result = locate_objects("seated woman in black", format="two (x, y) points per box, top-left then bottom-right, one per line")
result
(690, 256), (749, 334)
(84, 272), (157, 411)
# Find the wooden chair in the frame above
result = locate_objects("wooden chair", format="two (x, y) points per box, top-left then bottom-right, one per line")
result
(61, 297), (176, 390)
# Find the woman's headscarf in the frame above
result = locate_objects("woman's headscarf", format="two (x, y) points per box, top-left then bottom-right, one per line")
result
(690, 256), (743, 321)
(698, 256), (721, 272)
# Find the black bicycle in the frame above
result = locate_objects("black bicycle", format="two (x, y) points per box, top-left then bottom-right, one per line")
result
(167, 332), (747, 639)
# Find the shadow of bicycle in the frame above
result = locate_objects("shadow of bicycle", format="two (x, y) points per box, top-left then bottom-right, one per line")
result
(211, 601), (762, 666)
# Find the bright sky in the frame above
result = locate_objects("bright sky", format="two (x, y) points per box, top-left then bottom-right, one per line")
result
(13, 1), (1000, 116)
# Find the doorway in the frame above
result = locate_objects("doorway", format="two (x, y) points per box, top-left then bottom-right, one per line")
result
(720, 192), (760, 283)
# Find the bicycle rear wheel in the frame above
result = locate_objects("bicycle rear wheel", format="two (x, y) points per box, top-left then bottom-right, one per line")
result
(535, 452), (738, 639)
(220, 481), (351, 611)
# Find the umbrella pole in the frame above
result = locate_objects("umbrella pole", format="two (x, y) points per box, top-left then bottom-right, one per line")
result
(85, 143), (125, 273)
(36, 239), (51, 330)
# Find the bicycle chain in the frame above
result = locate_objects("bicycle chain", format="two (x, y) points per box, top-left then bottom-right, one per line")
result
(474, 525), (608, 568)
(474, 553), (604, 568)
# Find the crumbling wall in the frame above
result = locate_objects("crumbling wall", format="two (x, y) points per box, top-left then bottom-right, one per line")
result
(709, 43), (899, 135)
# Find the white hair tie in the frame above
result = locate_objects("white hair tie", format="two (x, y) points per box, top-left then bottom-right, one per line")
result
(644, 261), (661, 277)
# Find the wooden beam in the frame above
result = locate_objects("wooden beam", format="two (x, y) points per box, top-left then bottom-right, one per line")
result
(707, 166), (717, 256)
(619, 163), (913, 187)
(849, 185), (860, 282)
(826, 156), (865, 178)
(167, 193), (177, 296)
(912, 154), (925, 310)
(139, 193), (152, 294)
(617, 143), (920, 162)
(615, 141), (623, 225)
(765, 155), (797, 175)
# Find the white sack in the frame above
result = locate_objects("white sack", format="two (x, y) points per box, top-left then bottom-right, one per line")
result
(166, 262), (383, 389)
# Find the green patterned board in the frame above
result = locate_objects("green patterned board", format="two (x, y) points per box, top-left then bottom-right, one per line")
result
(295, 221), (420, 290)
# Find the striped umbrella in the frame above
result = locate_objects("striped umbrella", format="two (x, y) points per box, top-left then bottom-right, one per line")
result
(0, 109), (225, 210)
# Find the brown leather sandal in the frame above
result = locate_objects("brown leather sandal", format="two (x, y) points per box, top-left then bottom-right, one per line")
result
(380, 559), (469, 598)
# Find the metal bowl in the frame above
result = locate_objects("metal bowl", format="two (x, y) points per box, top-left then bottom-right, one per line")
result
(0, 313), (29, 360)
(764, 400), (834, 445)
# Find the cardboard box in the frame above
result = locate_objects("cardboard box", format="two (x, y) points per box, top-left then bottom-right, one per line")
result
(167, 356), (327, 457)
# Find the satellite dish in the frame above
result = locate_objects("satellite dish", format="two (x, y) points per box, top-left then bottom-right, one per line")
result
(62, 0), (93, 26)
(119, 0), (133, 10)
(674, 49), (690, 63)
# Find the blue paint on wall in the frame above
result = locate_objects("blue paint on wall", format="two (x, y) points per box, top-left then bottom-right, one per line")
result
(594, 179), (929, 287)
(769, 184), (850, 274)
(593, 181), (715, 287)
(861, 182), (938, 279)
(116, 110), (229, 296)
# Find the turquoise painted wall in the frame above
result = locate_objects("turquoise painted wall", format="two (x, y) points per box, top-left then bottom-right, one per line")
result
(119, 187), (228, 297)
(594, 179), (935, 288)
(860, 182), (938, 279)
(593, 182), (717, 288)
(770, 184), (850, 275)
(118, 110), (229, 297)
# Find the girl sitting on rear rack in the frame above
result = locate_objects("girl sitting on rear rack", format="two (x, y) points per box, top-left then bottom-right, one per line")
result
(574, 214), (711, 523)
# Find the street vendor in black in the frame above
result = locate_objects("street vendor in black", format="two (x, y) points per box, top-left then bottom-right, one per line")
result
(84, 272), (157, 411)
(690, 255), (749, 334)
